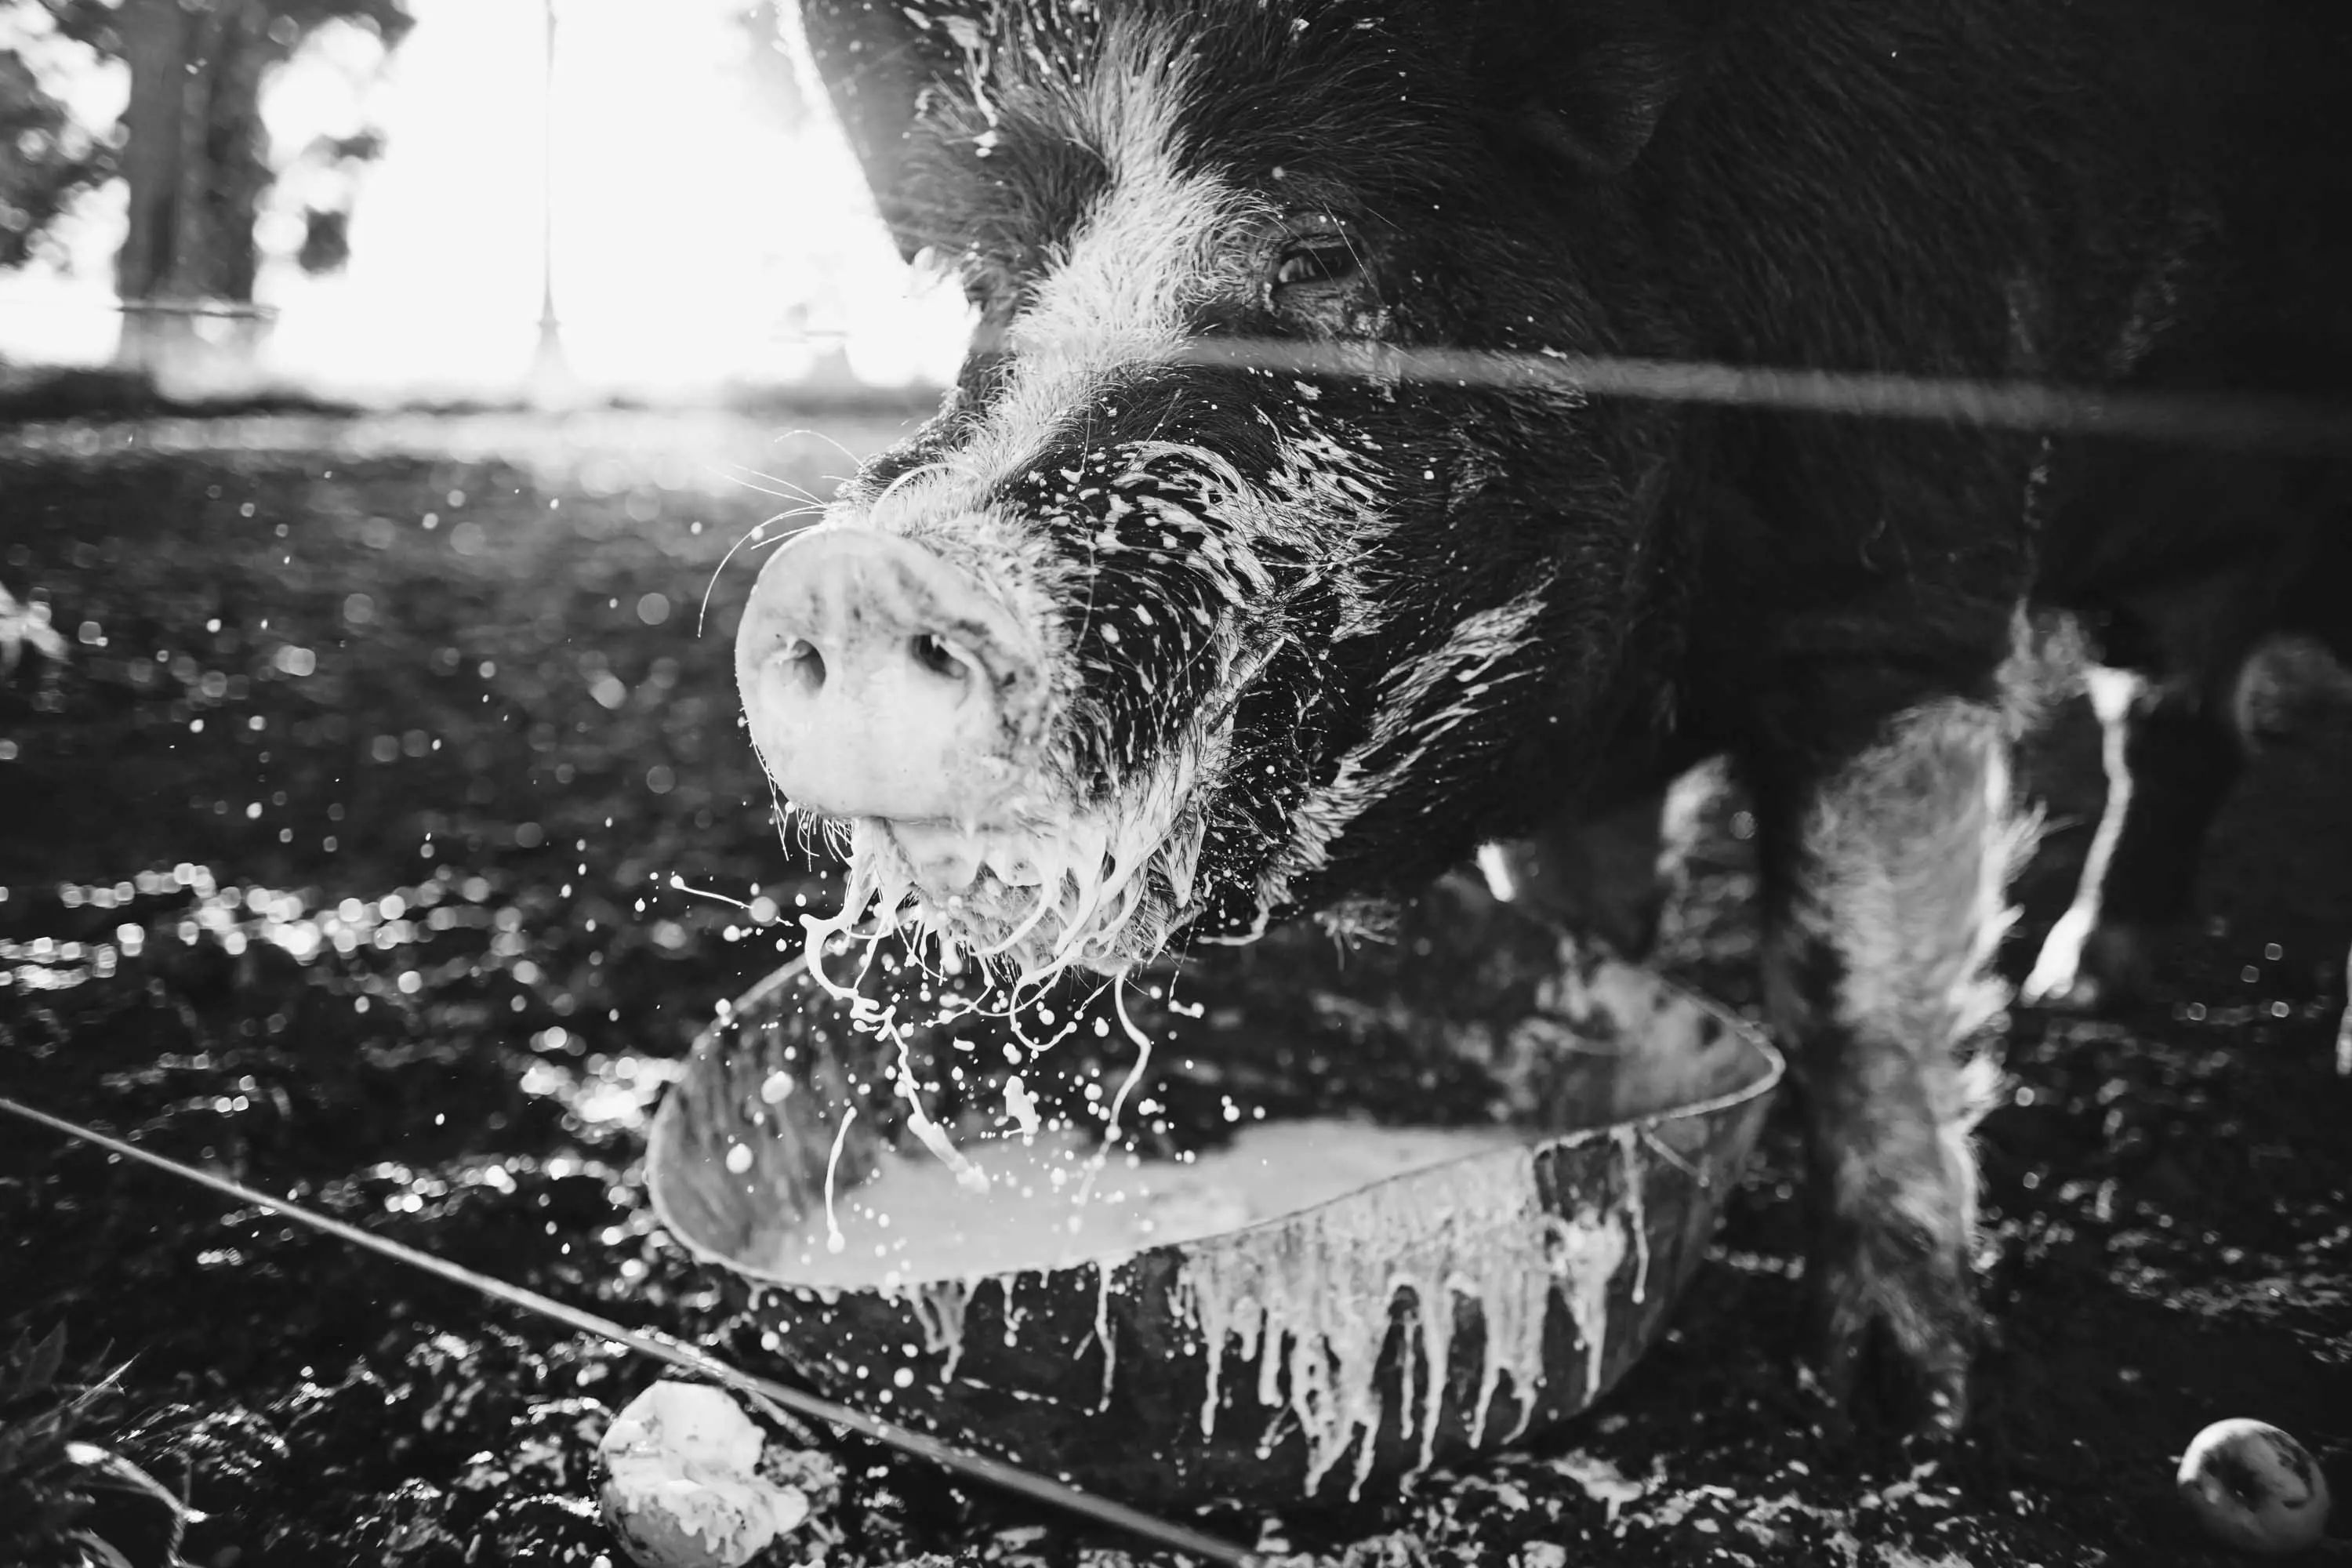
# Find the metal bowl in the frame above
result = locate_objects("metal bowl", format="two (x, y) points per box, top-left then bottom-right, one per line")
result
(646, 880), (1780, 1506)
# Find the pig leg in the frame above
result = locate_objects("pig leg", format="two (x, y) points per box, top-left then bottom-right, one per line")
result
(2030, 506), (2352, 1010)
(2338, 942), (2352, 1079)
(1755, 699), (2027, 1433)
(2021, 666), (2244, 1010)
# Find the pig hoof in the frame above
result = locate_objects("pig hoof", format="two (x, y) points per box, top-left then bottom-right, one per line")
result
(2022, 916), (2155, 1013)
(1805, 1243), (1976, 1438)
(1805, 1329), (1971, 1440)
(2021, 907), (2097, 1008)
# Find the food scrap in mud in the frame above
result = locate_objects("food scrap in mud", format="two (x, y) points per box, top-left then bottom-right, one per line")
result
(2176, 1418), (2332, 1557)
(599, 1380), (838, 1568)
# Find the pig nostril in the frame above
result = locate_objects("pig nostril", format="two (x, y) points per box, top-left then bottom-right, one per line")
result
(909, 632), (971, 684)
(777, 637), (826, 693)
(738, 527), (1038, 823)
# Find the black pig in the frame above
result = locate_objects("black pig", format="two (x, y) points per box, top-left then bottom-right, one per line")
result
(734, 0), (2352, 1431)
(2020, 466), (2352, 1007)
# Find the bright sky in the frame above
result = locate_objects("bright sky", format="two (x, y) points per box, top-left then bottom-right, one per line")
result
(0, 0), (973, 396)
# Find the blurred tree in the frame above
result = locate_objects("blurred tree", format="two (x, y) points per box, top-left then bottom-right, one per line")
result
(21, 0), (415, 380)
(0, 46), (111, 268)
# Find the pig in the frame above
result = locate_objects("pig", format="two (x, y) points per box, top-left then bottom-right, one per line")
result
(2021, 510), (2352, 1009)
(735, 0), (2352, 1432)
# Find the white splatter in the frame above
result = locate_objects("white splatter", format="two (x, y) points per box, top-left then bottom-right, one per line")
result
(887, 1017), (991, 1194)
(908, 1278), (973, 1382)
(1551, 1207), (1628, 1398)
(1614, 1126), (1650, 1305)
(1002, 1073), (1043, 1136)
(822, 1105), (857, 1254)
(1169, 1145), (1624, 1497)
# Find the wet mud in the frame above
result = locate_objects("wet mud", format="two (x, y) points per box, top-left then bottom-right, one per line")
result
(2, 410), (2346, 1566)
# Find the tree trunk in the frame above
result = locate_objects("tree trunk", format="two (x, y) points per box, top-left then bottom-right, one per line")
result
(113, 0), (277, 388)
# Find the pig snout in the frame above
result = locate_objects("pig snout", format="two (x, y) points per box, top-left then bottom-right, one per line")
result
(735, 526), (1044, 831)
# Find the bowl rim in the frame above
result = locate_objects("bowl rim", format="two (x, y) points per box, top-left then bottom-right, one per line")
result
(646, 955), (1785, 1294)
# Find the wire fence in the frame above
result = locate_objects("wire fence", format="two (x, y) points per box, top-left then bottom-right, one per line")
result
(1174, 339), (2352, 456)
(0, 1094), (1265, 1568)
(13, 293), (2352, 463)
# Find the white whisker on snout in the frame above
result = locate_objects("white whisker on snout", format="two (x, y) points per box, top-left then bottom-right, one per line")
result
(699, 506), (827, 637)
(712, 463), (830, 508)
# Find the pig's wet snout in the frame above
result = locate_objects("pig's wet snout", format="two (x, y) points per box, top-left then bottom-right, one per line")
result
(735, 527), (1041, 823)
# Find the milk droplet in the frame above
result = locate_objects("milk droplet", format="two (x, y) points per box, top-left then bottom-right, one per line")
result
(1004, 1073), (1043, 1137)
(724, 1142), (753, 1174)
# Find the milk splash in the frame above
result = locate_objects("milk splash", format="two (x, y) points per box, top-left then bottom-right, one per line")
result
(781, 880), (1645, 1498)
(821, 1105), (857, 1255)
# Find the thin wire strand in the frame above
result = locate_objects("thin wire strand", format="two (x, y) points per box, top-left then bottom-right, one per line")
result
(712, 463), (829, 509)
(0, 1094), (1260, 1568)
(699, 506), (823, 637)
(1172, 339), (2352, 453)
(770, 424), (869, 487)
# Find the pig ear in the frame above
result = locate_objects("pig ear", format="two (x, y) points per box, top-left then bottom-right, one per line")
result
(798, 0), (959, 260)
(1480, 1), (1700, 177)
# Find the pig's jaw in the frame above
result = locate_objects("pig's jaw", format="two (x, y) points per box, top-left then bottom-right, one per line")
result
(799, 745), (1219, 995)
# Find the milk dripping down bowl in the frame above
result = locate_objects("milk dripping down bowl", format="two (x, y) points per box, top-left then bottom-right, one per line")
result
(645, 877), (1780, 1505)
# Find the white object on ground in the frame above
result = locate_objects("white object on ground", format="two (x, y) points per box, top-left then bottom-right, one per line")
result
(600, 1381), (813, 1568)
(2176, 1417), (2331, 1556)
(0, 583), (68, 679)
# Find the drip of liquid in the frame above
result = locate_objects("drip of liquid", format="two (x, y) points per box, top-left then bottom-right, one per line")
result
(1613, 1125), (1651, 1305)
(907, 1279), (972, 1381)
(1171, 1149), (1635, 1500)
(822, 1105), (858, 1254)
(1102, 980), (1154, 1142)
(1094, 1261), (1119, 1412)
(1552, 1207), (1628, 1397)
(1002, 1074), (1042, 1137)
(1070, 978), (1157, 1217)
(887, 1018), (990, 1194)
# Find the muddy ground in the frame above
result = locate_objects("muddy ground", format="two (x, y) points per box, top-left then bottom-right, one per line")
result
(2, 407), (2346, 1567)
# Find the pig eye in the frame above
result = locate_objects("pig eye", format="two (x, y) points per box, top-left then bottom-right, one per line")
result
(1272, 238), (1362, 291)
(956, 251), (1021, 318)
(1265, 224), (1373, 332)
(962, 272), (1006, 314)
